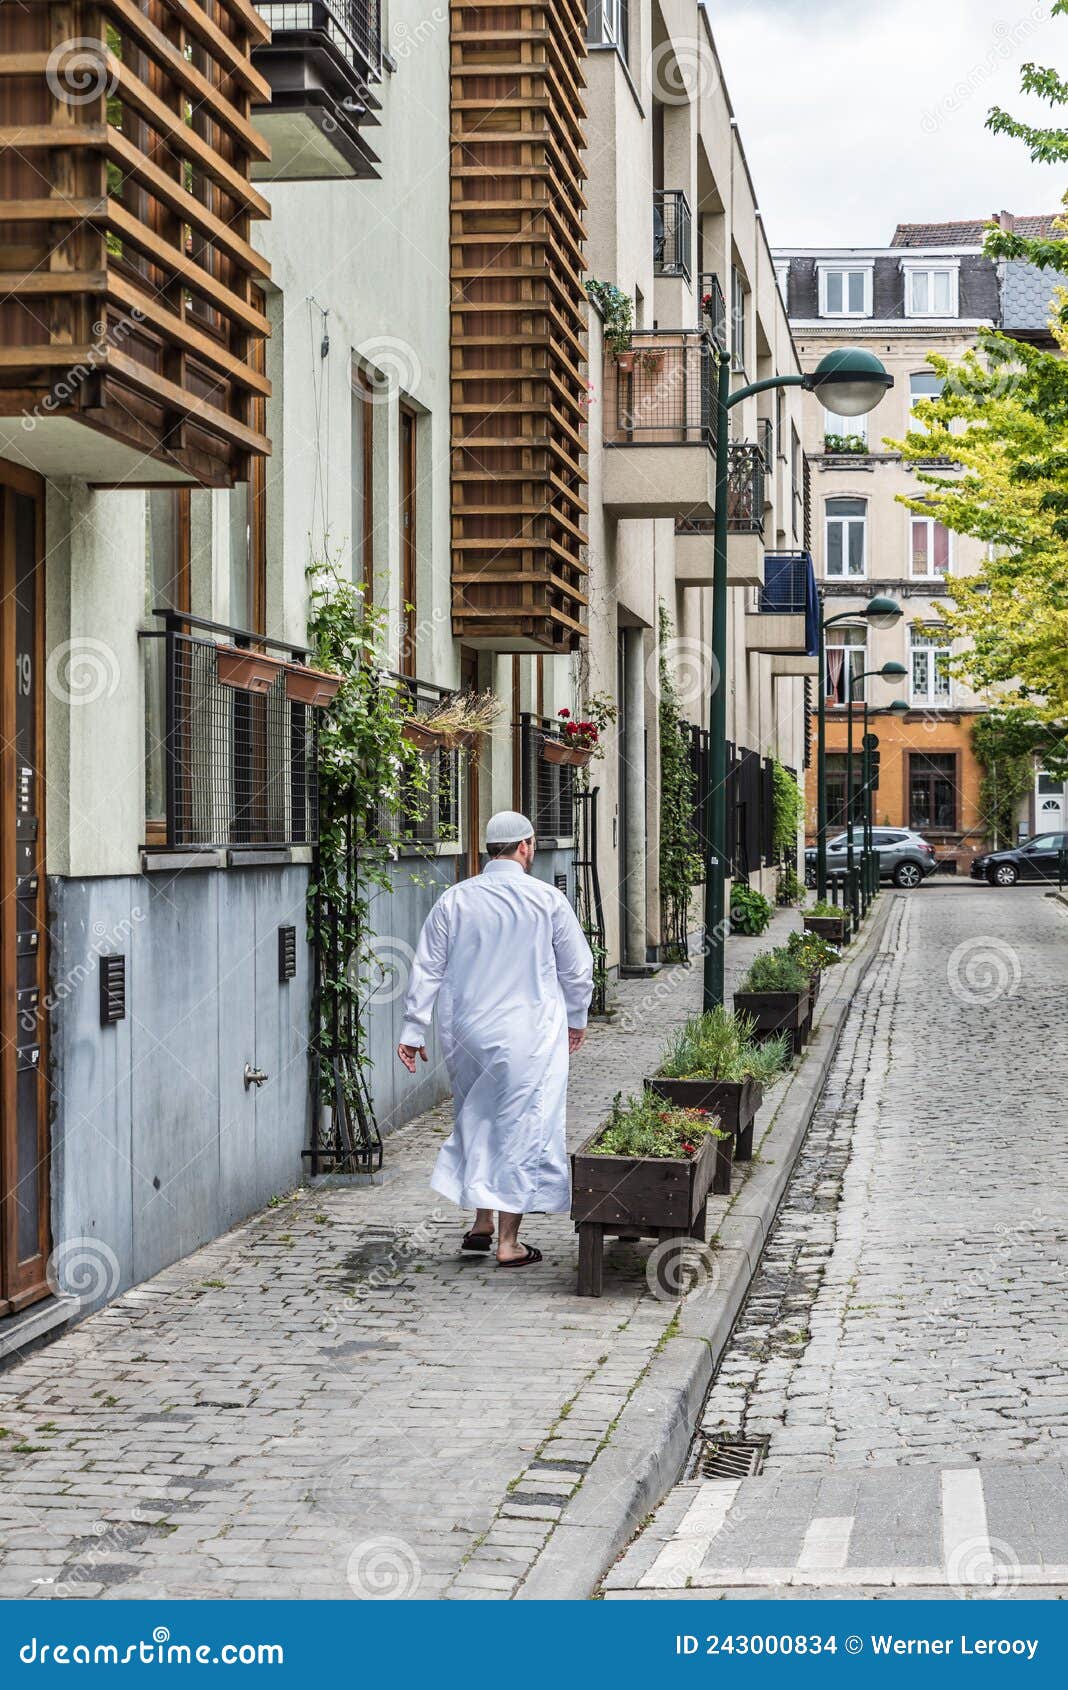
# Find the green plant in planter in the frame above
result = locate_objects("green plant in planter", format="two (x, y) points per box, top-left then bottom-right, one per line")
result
(729, 883), (773, 936)
(593, 1092), (725, 1160)
(658, 1006), (791, 1084)
(824, 432), (869, 456)
(585, 278), (634, 356)
(808, 899), (846, 920)
(739, 948), (809, 995)
(786, 928), (841, 979)
(776, 864), (805, 907)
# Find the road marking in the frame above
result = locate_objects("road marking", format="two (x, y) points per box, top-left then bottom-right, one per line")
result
(638, 1481), (741, 1590)
(677, 1565), (1068, 1590)
(797, 1515), (853, 1572)
(941, 1468), (992, 1586)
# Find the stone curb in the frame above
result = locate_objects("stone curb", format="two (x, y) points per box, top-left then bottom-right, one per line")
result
(515, 894), (895, 1601)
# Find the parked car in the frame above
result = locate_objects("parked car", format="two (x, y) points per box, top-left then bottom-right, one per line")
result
(971, 832), (1068, 886)
(805, 827), (938, 890)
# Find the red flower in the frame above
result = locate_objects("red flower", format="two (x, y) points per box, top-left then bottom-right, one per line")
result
(558, 707), (571, 719)
(681, 1140), (696, 1156)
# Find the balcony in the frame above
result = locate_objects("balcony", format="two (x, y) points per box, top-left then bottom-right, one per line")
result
(653, 190), (692, 282)
(724, 440), (767, 582)
(673, 520), (764, 589)
(0, 5), (272, 487)
(698, 273), (727, 351)
(252, 2), (382, 181)
(745, 552), (819, 670)
(602, 330), (716, 519)
(142, 613), (329, 856)
(518, 715), (576, 844)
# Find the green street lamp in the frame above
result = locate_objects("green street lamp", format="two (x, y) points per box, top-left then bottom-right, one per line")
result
(849, 664), (908, 913)
(702, 347), (893, 1012)
(815, 598), (904, 902)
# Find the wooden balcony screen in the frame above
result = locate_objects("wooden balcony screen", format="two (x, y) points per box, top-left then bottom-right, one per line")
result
(449, 0), (589, 653)
(0, 0), (272, 486)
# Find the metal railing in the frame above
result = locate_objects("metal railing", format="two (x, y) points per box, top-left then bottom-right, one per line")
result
(144, 611), (316, 851)
(757, 552), (815, 615)
(377, 674), (463, 850)
(698, 273), (727, 351)
(256, 0), (381, 73)
(519, 715), (576, 841)
(653, 190), (692, 282)
(603, 329), (715, 448)
(727, 442), (765, 534)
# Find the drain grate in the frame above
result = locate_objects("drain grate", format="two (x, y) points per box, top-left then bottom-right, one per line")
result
(690, 1434), (768, 1481)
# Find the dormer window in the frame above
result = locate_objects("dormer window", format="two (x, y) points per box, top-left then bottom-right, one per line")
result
(818, 265), (872, 318)
(903, 263), (959, 317)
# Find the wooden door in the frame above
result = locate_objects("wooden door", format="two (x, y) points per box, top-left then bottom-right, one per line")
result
(0, 462), (50, 1313)
(461, 649), (480, 880)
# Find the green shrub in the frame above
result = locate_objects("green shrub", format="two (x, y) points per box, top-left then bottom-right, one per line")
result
(808, 899), (846, 920)
(776, 864), (805, 906)
(729, 883), (773, 936)
(592, 1092), (725, 1159)
(658, 1005), (791, 1084)
(738, 948), (809, 995)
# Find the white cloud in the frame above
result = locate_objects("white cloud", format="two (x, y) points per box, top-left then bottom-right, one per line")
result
(709, 0), (1065, 245)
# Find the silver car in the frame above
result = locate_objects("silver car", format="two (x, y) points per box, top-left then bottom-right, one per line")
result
(805, 827), (938, 889)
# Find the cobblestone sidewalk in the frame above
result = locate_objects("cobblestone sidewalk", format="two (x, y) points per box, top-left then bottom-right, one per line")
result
(0, 913), (801, 1601)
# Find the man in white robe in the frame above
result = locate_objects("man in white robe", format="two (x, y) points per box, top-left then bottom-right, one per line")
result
(397, 811), (594, 1267)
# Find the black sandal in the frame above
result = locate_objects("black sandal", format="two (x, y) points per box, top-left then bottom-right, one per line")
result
(498, 1244), (543, 1269)
(461, 1230), (493, 1253)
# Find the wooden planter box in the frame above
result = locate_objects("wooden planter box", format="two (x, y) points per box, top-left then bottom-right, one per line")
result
(733, 988), (811, 1057)
(284, 665), (341, 709)
(571, 1129), (718, 1298)
(647, 1075), (763, 1163)
(216, 647), (287, 695)
(542, 738), (593, 769)
(804, 913), (849, 946)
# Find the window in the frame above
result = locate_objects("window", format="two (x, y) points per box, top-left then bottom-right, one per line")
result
(400, 408), (418, 677)
(909, 370), (943, 427)
(352, 368), (376, 595)
(824, 408), (867, 445)
(774, 261), (789, 302)
(825, 497), (867, 578)
(587, 0), (628, 54)
(825, 754), (866, 830)
(731, 265), (746, 373)
(791, 424), (802, 542)
(904, 265), (958, 317)
(910, 513), (951, 578)
(909, 753), (957, 831)
(144, 491), (190, 837)
(910, 628), (952, 706)
(825, 624), (867, 705)
(818, 266), (872, 318)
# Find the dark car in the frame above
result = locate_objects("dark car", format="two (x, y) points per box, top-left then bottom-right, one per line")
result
(805, 827), (938, 890)
(971, 831), (1068, 886)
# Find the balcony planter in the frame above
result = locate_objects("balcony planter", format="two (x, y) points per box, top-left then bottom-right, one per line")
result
(804, 913), (850, 946)
(216, 647), (287, 695)
(639, 349), (666, 376)
(614, 350), (636, 375)
(542, 738), (592, 769)
(284, 664), (342, 709)
(646, 1075), (763, 1165)
(571, 1126), (719, 1298)
(402, 719), (446, 755)
(733, 987), (811, 1057)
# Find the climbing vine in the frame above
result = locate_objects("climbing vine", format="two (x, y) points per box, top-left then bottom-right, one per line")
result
(972, 713), (1039, 850)
(658, 605), (703, 961)
(771, 759), (804, 861)
(305, 556), (429, 1115)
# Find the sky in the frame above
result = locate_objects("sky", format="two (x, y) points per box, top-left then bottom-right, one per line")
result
(709, 0), (1065, 247)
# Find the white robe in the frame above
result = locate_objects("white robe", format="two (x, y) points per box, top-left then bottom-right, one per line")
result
(399, 860), (594, 1214)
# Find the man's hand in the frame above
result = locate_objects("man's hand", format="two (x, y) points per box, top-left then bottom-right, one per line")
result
(397, 1043), (428, 1074)
(567, 1027), (586, 1056)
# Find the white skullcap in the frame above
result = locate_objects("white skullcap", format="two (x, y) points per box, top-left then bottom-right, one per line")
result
(485, 810), (535, 846)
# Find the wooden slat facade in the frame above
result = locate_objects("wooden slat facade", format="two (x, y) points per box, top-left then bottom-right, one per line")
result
(449, 0), (589, 652)
(0, 0), (271, 486)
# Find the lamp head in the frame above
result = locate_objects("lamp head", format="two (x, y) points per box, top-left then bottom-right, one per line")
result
(880, 661), (908, 682)
(864, 595), (902, 630)
(885, 699), (911, 716)
(805, 347), (893, 418)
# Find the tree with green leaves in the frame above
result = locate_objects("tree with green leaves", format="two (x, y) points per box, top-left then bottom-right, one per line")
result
(888, 5), (1068, 763)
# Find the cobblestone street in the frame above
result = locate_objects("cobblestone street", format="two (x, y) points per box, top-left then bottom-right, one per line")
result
(608, 886), (1068, 1596)
(0, 913), (800, 1602)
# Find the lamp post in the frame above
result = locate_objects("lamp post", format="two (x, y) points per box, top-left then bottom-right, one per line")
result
(852, 665), (908, 912)
(862, 696), (910, 897)
(702, 349), (893, 1012)
(816, 596), (903, 902)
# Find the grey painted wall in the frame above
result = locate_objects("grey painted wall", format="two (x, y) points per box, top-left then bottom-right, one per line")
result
(49, 865), (313, 1309)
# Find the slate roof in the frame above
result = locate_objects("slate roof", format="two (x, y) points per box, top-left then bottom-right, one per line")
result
(891, 216), (1061, 247)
